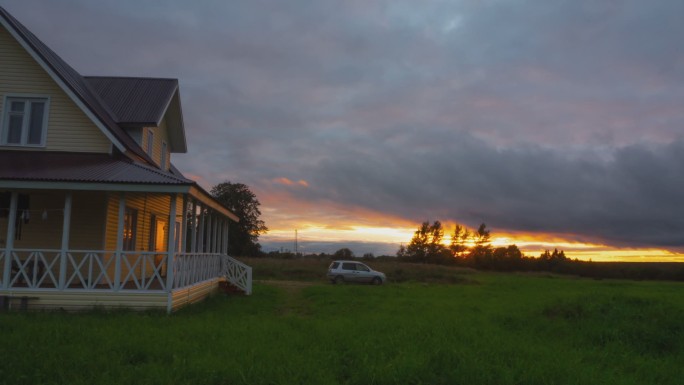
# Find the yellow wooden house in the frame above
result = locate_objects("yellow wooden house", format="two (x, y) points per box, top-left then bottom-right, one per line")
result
(0, 7), (251, 312)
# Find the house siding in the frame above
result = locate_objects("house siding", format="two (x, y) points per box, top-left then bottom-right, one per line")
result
(171, 278), (221, 312)
(5, 281), (220, 312)
(0, 190), (108, 250)
(0, 26), (111, 153)
(143, 116), (171, 171)
(0, 191), (61, 249)
(102, 192), (185, 284)
(104, 192), (181, 252)
(70, 191), (108, 250)
(5, 289), (168, 311)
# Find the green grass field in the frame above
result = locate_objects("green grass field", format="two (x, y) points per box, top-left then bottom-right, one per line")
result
(1, 265), (682, 384)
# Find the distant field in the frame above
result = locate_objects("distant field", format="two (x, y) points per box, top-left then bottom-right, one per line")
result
(243, 257), (480, 283)
(1, 266), (682, 384)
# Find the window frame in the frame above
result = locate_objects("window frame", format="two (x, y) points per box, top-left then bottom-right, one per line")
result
(1, 94), (50, 147)
(123, 206), (138, 251)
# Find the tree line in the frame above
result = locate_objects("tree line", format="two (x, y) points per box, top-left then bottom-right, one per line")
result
(394, 221), (684, 281)
(396, 220), (576, 271)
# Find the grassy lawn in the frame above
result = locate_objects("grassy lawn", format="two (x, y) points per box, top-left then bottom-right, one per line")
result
(1, 269), (682, 384)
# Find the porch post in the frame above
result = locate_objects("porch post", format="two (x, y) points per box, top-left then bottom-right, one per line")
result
(166, 194), (177, 293)
(220, 219), (226, 254)
(207, 214), (212, 254)
(58, 192), (72, 289)
(189, 199), (197, 253)
(223, 219), (229, 254)
(206, 210), (213, 253)
(198, 203), (205, 253)
(114, 192), (126, 291)
(212, 215), (218, 254)
(217, 220), (223, 255)
(180, 194), (188, 253)
(2, 191), (18, 289)
(219, 219), (224, 254)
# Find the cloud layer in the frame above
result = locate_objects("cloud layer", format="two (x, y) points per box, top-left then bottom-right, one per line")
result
(4, 0), (683, 253)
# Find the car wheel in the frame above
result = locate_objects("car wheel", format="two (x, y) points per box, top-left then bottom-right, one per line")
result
(334, 275), (345, 284)
(372, 277), (382, 285)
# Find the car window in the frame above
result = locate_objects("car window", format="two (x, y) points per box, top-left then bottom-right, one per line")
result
(341, 262), (356, 270)
(329, 262), (339, 269)
(355, 264), (370, 272)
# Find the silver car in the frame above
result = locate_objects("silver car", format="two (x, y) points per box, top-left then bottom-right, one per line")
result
(327, 260), (386, 285)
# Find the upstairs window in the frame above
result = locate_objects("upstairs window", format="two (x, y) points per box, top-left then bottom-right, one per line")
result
(2, 96), (49, 147)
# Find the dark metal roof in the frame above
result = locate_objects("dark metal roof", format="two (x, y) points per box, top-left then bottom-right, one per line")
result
(84, 77), (178, 126)
(0, 151), (191, 185)
(0, 151), (240, 220)
(0, 7), (155, 165)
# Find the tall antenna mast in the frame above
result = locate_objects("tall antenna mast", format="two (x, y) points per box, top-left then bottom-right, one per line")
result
(295, 229), (298, 255)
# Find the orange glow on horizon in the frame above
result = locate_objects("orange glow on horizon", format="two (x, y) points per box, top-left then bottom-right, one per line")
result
(256, 188), (684, 262)
(261, 223), (684, 262)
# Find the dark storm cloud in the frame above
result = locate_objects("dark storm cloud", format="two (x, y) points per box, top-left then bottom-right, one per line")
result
(296, 133), (684, 249)
(3, 0), (683, 251)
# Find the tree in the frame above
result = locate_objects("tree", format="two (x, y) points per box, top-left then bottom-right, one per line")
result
(334, 248), (355, 259)
(362, 253), (375, 260)
(211, 181), (268, 257)
(469, 223), (493, 267)
(538, 248), (567, 270)
(400, 221), (451, 263)
(404, 222), (431, 262)
(473, 223), (491, 248)
(396, 244), (408, 259)
(449, 224), (471, 258)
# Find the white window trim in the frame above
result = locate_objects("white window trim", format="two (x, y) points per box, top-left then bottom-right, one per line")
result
(146, 128), (154, 156)
(1, 94), (50, 147)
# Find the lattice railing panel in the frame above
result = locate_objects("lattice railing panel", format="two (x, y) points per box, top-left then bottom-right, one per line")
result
(65, 252), (115, 290)
(222, 255), (252, 295)
(121, 253), (167, 291)
(8, 250), (60, 289)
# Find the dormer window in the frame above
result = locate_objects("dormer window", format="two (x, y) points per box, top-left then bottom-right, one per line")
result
(146, 129), (154, 156)
(2, 96), (49, 147)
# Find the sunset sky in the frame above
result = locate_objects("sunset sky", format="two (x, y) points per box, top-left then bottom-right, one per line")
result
(4, 1), (683, 261)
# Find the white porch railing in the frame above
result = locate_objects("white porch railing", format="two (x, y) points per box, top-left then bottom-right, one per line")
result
(222, 255), (253, 295)
(172, 253), (223, 289)
(172, 253), (252, 295)
(0, 249), (251, 294)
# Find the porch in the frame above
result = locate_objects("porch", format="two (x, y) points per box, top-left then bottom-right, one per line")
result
(0, 181), (251, 312)
(0, 250), (251, 312)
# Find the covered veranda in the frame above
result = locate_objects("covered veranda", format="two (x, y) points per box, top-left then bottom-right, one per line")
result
(0, 153), (251, 312)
